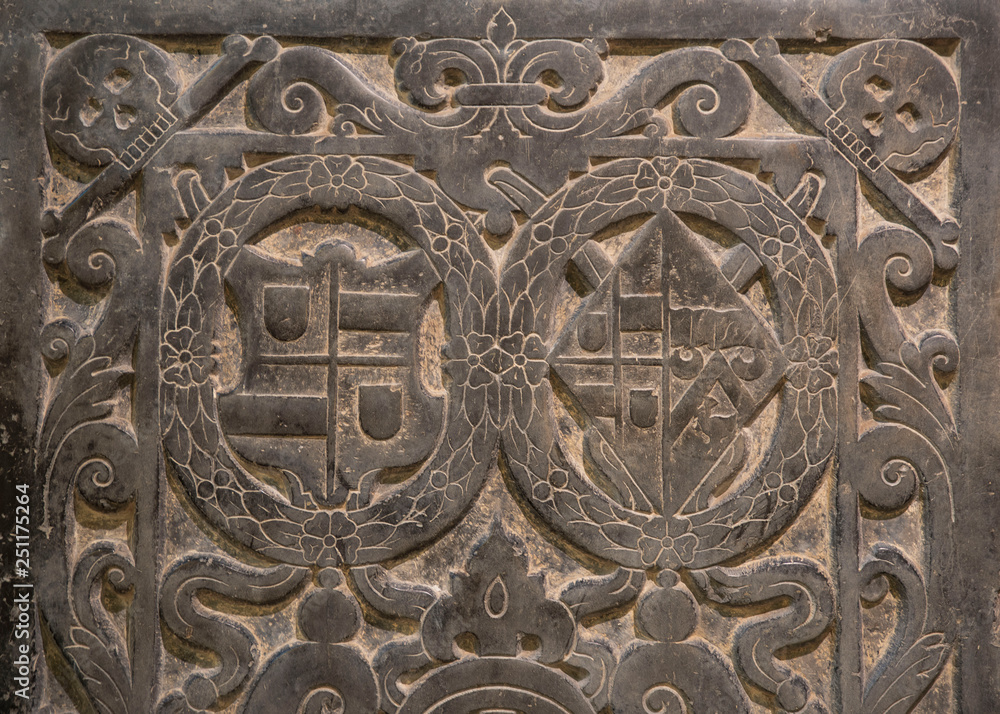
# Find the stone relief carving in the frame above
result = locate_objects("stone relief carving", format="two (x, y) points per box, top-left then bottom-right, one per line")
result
(10, 7), (968, 712)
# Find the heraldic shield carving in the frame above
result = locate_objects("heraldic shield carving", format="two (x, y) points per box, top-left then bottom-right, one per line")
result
(8, 2), (988, 712)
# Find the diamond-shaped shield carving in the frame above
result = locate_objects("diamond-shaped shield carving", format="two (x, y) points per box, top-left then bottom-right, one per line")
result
(550, 211), (787, 516)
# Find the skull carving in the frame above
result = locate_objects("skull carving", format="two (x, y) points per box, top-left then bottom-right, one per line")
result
(821, 40), (959, 173)
(43, 35), (179, 167)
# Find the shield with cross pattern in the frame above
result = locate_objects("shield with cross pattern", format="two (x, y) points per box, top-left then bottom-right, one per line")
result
(217, 237), (444, 509)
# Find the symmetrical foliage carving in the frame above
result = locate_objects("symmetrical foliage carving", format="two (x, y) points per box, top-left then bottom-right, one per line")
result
(33, 10), (961, 713)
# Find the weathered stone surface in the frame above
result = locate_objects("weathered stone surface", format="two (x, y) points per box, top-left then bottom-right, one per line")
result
(1, 1), (997, 712)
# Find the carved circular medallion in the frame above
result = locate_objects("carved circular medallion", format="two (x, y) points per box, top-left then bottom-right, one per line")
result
(499, 157), (837, 570)
(161, 155), (498, 566)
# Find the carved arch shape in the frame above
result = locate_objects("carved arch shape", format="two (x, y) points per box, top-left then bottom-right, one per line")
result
(161, 155), (499, 566)
(499, 157), (838, 570)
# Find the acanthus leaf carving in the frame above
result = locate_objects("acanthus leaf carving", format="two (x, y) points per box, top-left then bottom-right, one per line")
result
(62, 542), (137, 714)
(35, 218), (145, 714)
(859, 545), (950, 714)
(420, 524), (576, 663)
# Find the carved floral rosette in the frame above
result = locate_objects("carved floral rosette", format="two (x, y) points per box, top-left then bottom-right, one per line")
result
(33, 12), (960, 714)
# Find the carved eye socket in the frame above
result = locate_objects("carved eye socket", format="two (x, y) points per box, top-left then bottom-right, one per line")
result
(79, 97), (103, 127)
(864, 75), (893, 101)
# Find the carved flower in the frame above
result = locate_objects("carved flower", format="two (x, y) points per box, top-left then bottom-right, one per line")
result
(445, 331), (549, 389)
(300, 511), (360, 566)
(634, 156), (693, 209)
(637, 518), (668, 565)
(445, 332), (503, 388)
(308, 156), (367, 208)
(161, 326), (213, 387)
(638, 519), (698, 567)
(499, 331), (548, 388)
(786, 335), (839, 393)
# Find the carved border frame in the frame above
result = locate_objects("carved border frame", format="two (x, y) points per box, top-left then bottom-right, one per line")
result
(1, 1), (998, 712)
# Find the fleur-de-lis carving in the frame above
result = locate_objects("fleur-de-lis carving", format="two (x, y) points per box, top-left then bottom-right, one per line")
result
(393, 8), (607, 109)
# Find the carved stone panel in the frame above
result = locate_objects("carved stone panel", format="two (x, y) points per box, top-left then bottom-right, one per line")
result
(2, 2), (998, 712)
